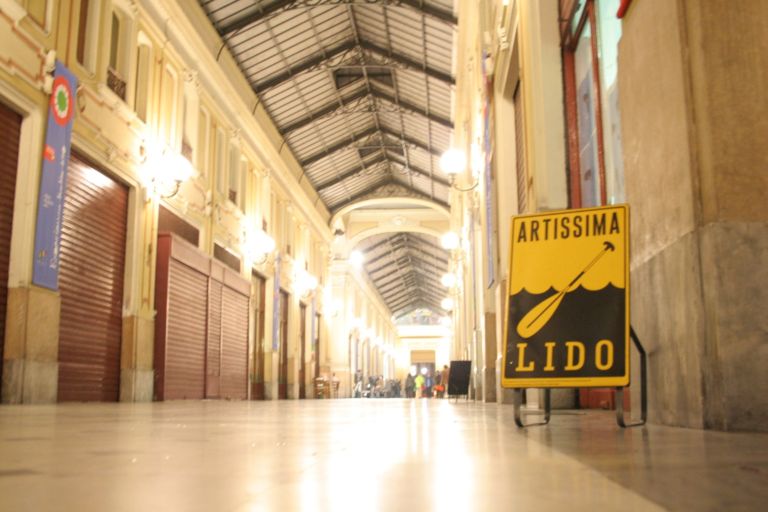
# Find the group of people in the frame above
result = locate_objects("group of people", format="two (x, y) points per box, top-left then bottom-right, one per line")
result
(351, 364), (452, 399)
(404, 365), (450, 399)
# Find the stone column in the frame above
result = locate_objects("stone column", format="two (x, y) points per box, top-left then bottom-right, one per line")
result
(619, 0), (768, 430)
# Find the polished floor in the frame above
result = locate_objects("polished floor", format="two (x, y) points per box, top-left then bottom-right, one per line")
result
(0, 399), (766, 511)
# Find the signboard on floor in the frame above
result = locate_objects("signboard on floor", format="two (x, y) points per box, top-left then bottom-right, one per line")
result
(32, 60), (77, 290)
(447, 360), (471, 397)
(501, 205), (630, 388)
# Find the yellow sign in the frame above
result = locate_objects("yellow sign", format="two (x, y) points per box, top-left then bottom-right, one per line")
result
(501, 205), (630, 388)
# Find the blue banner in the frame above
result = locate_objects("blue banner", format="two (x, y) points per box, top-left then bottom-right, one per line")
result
(32, 61), (77, 290)
(272, 254), (280, 351)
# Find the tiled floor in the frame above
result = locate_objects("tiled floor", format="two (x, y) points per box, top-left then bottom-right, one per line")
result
(0, 399), (766, 511)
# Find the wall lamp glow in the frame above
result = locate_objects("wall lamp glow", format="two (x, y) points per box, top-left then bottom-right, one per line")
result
(440, 147), (478, 192)
(441, 232), (460, 250)
(441, 272), (458, 288)
(349, 250), (364, 268)
(441, 297), (454, 311)
(246, 227), (276, 265)
(294, 265), (318, 298)
(141, 142), (194, 201)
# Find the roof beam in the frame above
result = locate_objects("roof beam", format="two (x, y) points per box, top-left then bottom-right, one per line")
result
(299, 126), (379, 167)
(316, 156), (388, 192)
(279, 88), (452, 134)
(219, 1), (456, 35)
(369, 252), (447, 275)
(389, 297), (416, 313)
(279, 87), (369, 135)
(218, 0), (294, 35)
(372, 89), (453, 129)
(329, 179), (449, 213)
(360, 40), (454, 85)
(381, 127), (440, 157)
(362, 233), (407, 255)
(388, 153), (449, 187)
(253, 39), (357, 93)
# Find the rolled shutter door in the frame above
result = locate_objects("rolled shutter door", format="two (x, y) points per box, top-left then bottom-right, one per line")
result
(0, 103), (22, 394)
(163, 257), (207, 400)
(58, 155), (127, 402)
(205, 278), (222, 398)
(220, 285), (248, 399)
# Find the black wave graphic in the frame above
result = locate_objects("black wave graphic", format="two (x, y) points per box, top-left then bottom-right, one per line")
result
(505, 284), (626, 379)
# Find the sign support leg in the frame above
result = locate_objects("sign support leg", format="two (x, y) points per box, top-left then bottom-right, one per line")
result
(616, 326), (647, 428)
(514, 388), (551, 427)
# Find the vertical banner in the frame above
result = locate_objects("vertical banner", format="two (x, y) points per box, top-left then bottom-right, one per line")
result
(481, 50), (495, 288)
(502, 205), (630, 388)
(311, 295), (317, 354)
(272, 254), (281, 351)
(32, 61), (78, 290)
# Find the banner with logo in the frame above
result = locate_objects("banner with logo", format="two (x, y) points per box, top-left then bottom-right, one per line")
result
(272, 254), (281, 351)
(32, 60), (78, 290)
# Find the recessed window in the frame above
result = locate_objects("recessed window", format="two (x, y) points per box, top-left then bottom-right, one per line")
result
(333, 67), (393, 89)
(107, 11), (129, 100)
(133, 39), (151, 122)
(76, 0), (101, 73)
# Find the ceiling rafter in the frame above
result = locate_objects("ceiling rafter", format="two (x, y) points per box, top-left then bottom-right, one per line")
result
(253, 39), (358, 93)
(381, 127), (440, 157)
(218, 0), (457, 36)
(280, 86), (451, 135)
(328, 179), (449, 212)
(300, 126), (379, 167)
(316, 155), (388, 192)
(360, 40), (454, 85)
(278, 87), (370, 135)
(388, 153), (449, 187)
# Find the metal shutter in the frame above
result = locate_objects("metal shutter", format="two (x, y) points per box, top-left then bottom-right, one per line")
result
(0, 103), (22, 394)
(220, 285), (248, 399)
(58, 155), (127, 402)
(164, 258), (207, 399)
(205, 278), (222, 398)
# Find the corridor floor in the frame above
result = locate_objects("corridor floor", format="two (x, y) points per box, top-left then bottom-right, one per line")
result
(0, 399), (766, 511)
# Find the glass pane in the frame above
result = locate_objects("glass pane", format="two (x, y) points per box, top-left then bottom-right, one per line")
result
(574, 22), (601, 207)
(109, 14), (120, 70)
(597, 0), (625, 204)
(570, 0), (587, 35)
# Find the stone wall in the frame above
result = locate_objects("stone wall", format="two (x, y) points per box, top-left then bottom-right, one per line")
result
(619, 0), (768, 430)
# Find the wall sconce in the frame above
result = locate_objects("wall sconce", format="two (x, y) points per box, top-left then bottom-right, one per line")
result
(441, 272), (458, 288)
(441, 232), (460, 250)
(349, 250), (364, 268)
(140, 142), (194, 201)
(245, 227), (275, 264)
(294, 265), (318, 298)
(441, 297), (455, 311)
(440, 148), (478, 192)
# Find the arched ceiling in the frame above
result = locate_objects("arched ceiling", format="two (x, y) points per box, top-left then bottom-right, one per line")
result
(198, 0), (457, 318)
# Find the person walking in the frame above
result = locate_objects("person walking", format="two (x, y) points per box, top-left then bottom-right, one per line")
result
(440, 364), (450, 398)
(414, 372), (425, 399)
(405, 373), (415, 398)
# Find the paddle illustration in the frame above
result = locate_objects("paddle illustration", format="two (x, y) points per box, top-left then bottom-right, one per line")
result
(516, 241), (616, 339)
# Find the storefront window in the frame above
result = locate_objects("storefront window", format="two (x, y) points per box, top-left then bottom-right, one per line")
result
(562, 0), (625, 207)
(596, 0), (624, 204)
